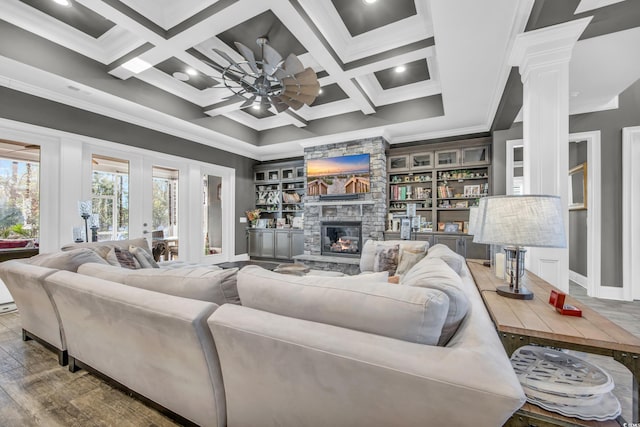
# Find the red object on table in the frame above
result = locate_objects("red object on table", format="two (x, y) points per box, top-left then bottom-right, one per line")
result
(548, 289), (582, 317)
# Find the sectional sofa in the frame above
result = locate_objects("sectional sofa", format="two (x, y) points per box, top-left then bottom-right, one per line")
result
(0, 238), (526, 427)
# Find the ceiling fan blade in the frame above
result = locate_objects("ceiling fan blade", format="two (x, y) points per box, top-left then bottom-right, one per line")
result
(212, 48), (245, 72)
(269, 96), (289, 113)
(283, 90), (316, 105)
(280, 97), (304, 110)
(234, 42), (259, 74)
(240, 95), (256, 108)
(262, 44), (283, 75)
(282, 68), (318, 87)
(284, 83), (320, 97)
(282, 54), (305, 75)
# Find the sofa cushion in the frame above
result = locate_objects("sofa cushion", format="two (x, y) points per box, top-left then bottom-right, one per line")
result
(237, 265), (449, 346)
(28, 248), (108, 272)
(130, 245), (159, 268)
(401, 257), (470, 345)
(395, 247), (428, 276)
(426, 243), (465, 274)
(360, 239), (429, 273)
(78, 263), (240, 305)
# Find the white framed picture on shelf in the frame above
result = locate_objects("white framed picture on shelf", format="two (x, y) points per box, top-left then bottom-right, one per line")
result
(463, 184), (480, 198)
(292, 216), (304, 229)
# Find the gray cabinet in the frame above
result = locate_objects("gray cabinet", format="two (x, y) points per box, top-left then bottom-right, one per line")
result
(275, 230), (291, 259)
(383, 232), (488, 259)
(291, 231), (305, 257)
(247, 229), (274, 258)
(249, 229), (303, 260)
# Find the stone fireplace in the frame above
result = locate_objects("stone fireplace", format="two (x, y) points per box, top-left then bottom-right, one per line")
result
(296, 136), (388, 272)
(321, 221), (362, 257)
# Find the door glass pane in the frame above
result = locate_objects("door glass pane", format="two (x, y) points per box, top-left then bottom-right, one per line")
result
(92, 155), (129, 241)
(203, 174), (222, 255)
(389, 156), (407, 170)
(152, 167), (179, 260)
(0, 141), (40, 249)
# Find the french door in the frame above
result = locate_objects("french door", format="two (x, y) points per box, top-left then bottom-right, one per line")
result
(82, 145), (235, 263)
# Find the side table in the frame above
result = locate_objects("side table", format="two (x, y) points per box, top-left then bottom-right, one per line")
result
(467, 260), (640, 427)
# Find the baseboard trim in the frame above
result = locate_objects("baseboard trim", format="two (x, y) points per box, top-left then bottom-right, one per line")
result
(569, 270), (588, 289)
(596, 286), (626, 301)
(0, 302), (17, 314)
(231, 253), (250, 262)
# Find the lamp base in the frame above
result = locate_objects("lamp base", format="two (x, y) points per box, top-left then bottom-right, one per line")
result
(496, 285), (534, 300)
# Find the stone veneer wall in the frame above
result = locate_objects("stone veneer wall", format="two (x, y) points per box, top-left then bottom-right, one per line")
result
(303, 137), (388, 255)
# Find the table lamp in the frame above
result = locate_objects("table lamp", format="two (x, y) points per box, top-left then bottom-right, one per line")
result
(472, 195), (566, 300)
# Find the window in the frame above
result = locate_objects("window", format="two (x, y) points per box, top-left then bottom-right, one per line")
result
(92, 155), (129, 241)
(0, 141), (40, 248)
(152, 166), (179, 238)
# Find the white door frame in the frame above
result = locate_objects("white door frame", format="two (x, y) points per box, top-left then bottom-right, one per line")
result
(568, 131), (602, 299)
(506, 139), (523, 195)
(623, 126), (640, 301)
(505, 132), (602, 298)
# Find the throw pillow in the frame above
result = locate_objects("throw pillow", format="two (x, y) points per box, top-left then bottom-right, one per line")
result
(130, 245), (159, 269)
(395, 248), (427, 276)
(401, 257), (470, 345)
(373, 244), (399, 275)
(28, 248), (108, 272)
(426, 244), (465, 274)
(111, 247), (141, 269)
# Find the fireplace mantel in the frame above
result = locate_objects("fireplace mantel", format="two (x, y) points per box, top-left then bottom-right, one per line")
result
(306, 200), (375, 216)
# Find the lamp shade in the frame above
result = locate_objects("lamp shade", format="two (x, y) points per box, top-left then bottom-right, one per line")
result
(472, 195), (566, 248)
(467, 205), (480, 235)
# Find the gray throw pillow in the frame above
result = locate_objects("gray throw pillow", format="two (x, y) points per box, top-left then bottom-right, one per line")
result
(130, 245), (159, 268)
(107, 247), (140, 269)
(28, 248), (108, 272)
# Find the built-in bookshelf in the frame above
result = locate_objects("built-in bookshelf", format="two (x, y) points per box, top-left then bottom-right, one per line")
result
(253, 160), (305, 226)
(386, 138), (491, 235)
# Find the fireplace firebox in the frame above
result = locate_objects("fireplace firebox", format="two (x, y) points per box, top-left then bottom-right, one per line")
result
(321, 221), (362, 257)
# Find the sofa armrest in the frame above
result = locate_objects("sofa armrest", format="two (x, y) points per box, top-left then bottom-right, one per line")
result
(209, 304), (524, 427)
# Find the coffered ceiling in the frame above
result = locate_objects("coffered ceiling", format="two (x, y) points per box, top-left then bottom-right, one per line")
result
(0, 0), (638, 160)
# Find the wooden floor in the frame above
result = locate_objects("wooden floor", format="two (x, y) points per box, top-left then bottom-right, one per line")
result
(0, 284), (638, 426)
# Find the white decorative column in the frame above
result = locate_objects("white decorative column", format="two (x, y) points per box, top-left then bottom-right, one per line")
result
(508, 17), (591, 291)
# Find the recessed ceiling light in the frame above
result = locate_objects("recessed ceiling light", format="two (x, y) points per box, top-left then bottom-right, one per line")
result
(363, 0), (377, 4)
(172, 72), (189, 81)
(252, 105), (261, 110)
(318, 88), (323, 94)
(52, 0), (71, 6)
(395, 65), (406, 73)
(186, 68), (198, 76)
(121, 58), (153, 74)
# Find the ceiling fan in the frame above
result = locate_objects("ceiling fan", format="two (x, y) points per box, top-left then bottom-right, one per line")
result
(206, 37), (320, 113)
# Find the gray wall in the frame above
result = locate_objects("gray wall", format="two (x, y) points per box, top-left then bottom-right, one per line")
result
(569, 77), (640, 287)
(569, 141), (588, 276)
(0, 87), (256, 255)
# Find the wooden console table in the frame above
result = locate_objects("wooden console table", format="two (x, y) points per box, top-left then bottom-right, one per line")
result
(467, 260), (640, 427)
